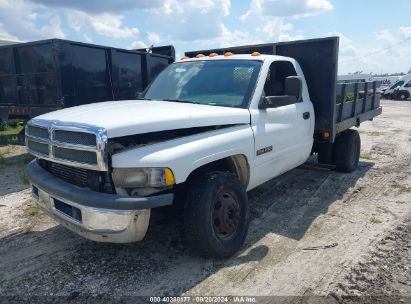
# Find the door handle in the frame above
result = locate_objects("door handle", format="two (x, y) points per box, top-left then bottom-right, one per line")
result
(303, 112), (310, 120)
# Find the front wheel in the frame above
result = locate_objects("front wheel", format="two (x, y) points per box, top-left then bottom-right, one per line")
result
(334, 129), (361, 173)
(397, 91), (410, 101)
(184, 171), (249, 258)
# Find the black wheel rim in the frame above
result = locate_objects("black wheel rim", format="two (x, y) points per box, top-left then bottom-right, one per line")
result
(212, 190), (241, 240)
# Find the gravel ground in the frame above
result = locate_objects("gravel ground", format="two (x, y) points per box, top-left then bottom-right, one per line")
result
(0, 99), (410, 303)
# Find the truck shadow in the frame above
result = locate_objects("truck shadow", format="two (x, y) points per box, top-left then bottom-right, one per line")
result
(0, 159), (374, 297)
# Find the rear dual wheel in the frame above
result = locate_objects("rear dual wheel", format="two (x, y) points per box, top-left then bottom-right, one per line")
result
(334, 129), (361, 173)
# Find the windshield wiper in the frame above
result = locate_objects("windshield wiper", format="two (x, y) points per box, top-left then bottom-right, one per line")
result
(159, 99), (198, 104)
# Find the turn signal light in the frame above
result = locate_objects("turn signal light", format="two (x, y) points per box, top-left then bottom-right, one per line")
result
(322, 131), (331, 139)
(196, 54), (205, 58)
(224, 52), (234, 56)
(251, 52), (261, 56)
(180, 56), (189, 60)
(209, 52), (218, 57)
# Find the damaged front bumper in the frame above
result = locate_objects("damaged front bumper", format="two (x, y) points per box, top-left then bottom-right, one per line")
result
(26, 160), (174, 243)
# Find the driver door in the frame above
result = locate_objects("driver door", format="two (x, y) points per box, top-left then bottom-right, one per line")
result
(250, 60), (313, 187)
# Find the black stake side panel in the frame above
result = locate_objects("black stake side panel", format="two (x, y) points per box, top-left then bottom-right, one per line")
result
(186, 37), (339, 142)
(0, 38), (174, 121)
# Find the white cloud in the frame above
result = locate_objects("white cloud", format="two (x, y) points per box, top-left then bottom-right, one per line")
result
(149, 0), (231, 41)
(0, 0), (65, 41)
(0, 24), (20, 42)
(375, 29), (397, 45)
(147, 32), (161, 44)
(128, 40), (147, 49)
(68, 11), (139, 39)
(241, 0), (333, 20)
(334, 28), (411, 74)
(399, 26), (411, 39)
(31, 0), (163, 14)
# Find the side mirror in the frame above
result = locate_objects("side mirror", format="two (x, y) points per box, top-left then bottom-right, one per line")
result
(284, 76), (302, 102)
(259, 76), (302, 109)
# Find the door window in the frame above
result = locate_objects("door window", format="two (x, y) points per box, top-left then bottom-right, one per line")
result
(264, 61), (297, 97)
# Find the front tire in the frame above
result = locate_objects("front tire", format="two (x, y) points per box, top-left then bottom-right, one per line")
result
(397, 91), (409, 100)
(184, 171), (249, 258)
(334, 129), (361, 173)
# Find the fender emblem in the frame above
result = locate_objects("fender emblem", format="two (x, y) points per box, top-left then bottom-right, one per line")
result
(256, 145), (273, 156)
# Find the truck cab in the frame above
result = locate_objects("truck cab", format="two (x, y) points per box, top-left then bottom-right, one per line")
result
(391, 74), (411, 100)
(25, 37), (381, 257)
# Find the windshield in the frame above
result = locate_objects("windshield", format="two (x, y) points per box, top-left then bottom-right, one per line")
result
(389, 80), (404, 89)
(143, 60), (262, 108)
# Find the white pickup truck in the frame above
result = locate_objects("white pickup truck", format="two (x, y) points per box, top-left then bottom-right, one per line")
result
(25, 37), (382, 257)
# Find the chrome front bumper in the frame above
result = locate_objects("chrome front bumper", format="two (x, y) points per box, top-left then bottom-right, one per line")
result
(27, 160), (174, 243)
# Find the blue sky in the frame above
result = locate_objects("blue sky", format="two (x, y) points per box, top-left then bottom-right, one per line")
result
(0, 0), (410, 74)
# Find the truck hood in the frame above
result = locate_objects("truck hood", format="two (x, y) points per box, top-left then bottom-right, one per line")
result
(36, 100), (251, 138)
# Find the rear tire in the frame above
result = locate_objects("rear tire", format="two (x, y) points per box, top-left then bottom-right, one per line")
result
(334, 129), (361, 173)
(184, 171), (249, 258)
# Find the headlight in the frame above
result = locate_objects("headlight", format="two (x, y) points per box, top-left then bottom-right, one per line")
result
(112, 168), (175, 188)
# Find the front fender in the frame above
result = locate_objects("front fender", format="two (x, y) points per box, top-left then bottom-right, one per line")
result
(111, 125), (255, 184)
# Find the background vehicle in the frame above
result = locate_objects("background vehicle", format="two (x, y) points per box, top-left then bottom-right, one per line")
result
(390, 74), (411, 100)
(0, 39), (174, 127)
(337, 74), (371, 84)
(25, 37), (381, 257)
(382, 74), (411, 99)
(370, 75), (401, 93)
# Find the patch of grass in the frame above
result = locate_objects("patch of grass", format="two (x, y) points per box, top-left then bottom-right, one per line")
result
(29, 206), (40, 216)
(368, 131), (385, 136)
(23, 223), (35, 233)
(378, 269), (387, 279)
(370, 216), (382, 224)
(20, 166), (29, 184)
(360, 152), (374, 160)
(0, 122), (24, 136)
(359, 131), (385, 136)
(396, 200), (405, 204)
(382, 192), (389, 196)
(391, 181), (411, 193)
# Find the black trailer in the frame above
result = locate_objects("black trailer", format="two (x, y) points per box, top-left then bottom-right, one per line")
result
(0, 39), (175, 124)
(186, 37), (382, 166)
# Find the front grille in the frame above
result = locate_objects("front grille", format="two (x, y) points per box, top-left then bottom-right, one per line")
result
(54, 147), (97, 165)
(27, 140), (49, 155)
(47, 161), (89, 188)
(26, 125), (48, 139)
(54, 130), (96, 146)
(25, 119), (107, 171)
(39, 160), (115, 193)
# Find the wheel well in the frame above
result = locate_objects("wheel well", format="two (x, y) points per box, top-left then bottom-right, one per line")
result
(186, 155), (250, 188)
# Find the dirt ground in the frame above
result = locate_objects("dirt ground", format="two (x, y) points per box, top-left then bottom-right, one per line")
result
(0, 99), (410, 303)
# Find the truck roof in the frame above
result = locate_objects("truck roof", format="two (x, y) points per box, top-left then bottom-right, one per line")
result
(177, 54), (291, 62)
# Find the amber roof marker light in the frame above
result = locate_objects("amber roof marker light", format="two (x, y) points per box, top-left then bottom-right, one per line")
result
(180, 56), (189, 60)
(209, 52), (218, 57)
(251, 52), (261, 56)
(195, 54), (205, 58)
(224, 52), (234, 56)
